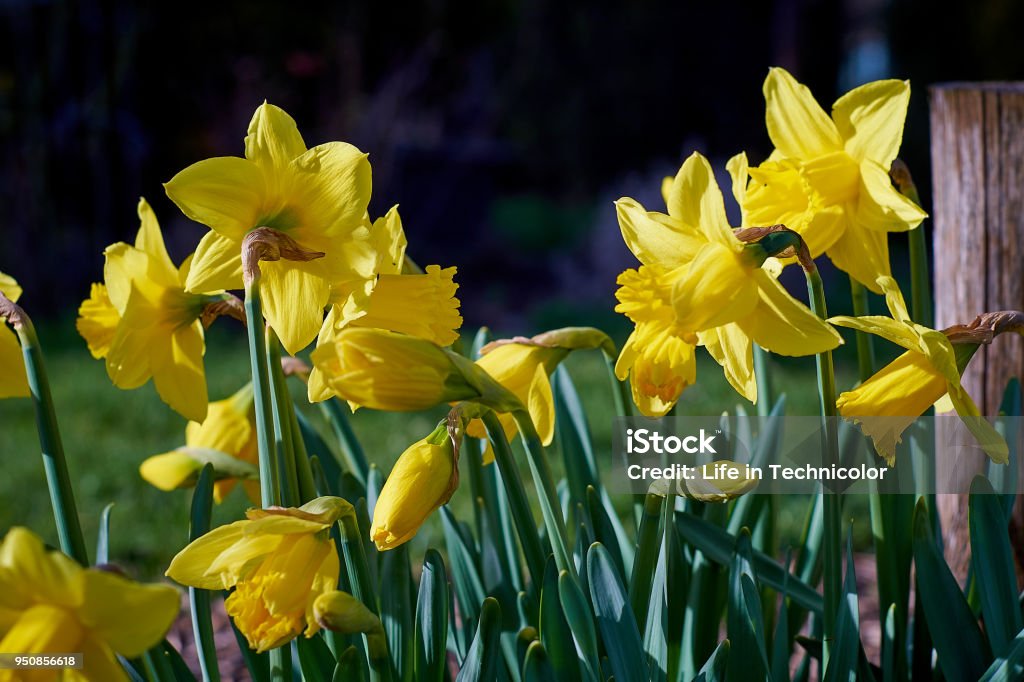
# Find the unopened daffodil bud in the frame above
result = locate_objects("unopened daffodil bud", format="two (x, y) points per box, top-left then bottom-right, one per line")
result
(313, 591), (387, 659)
(371, 412), (461, 551)
(167, 496), (351, 653)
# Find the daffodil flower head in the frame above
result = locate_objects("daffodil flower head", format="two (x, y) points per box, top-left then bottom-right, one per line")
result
(76, 198), (217, 421)
(309, 327), (515, 413)
(0, 527), (179, 681)
(614, 152), (841, 414)
(140, 383), (260, 502)
(830, 276), (1008, 465)
(307, 208), (464, 402)
(166, 496), (350, 653)
(165, 102), (378, 354)
(371, 412), (461, 551)
(0, 271), (28, 399)
(313, 591), (386, 658)
(729, 67), (928, 293)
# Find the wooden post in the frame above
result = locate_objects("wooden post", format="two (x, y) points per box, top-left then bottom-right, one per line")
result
(930, 83), (1024, 581)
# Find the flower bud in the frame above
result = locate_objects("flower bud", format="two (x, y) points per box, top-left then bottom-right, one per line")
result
(370, 413), (461, 550)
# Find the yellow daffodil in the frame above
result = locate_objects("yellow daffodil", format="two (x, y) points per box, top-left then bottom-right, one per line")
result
(140, 384), (260, 502)
(165, 102), (377, 354)
(830, 276), (1007, 464)
(371, 416), (460, 550)
(615, 152), (842, 415)
(308, 207), (463, 402)
(728, 67), (927, 292)
(0, 527), (179, 682)
(77, 198), (215, 422)
(0, 271), (28, 399)
(464, 327), (614, 461)
(309, 328), (499, 412)
(166, 496), (348, 653)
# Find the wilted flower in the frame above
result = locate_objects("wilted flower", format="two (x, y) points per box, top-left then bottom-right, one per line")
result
(615, 152), (841, 415)
(0, 271), (28, 399)
(77, 198), (216, 422)
(165, 102), (377, 354)
(166, 496), (348, 653)
(370, 414), (460, 551)
(830, 276), (1007, 464)
(140, 384), (260, 502)
(729, 67), (927, 292)
(0, 527), (179, 681)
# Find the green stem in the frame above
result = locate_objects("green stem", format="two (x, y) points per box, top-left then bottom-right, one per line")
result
(805, 267), (842, 669)
(189, 465), (220, 682)
(266, 331), (299, 506)
(244, 279), (280, 508)
(321, 397), (370, 486)
(849, 278), (876, 382)
(481, 411), (547, 588)
(603, 351), (633, 417)
(14, 317), (88, 565)
(511, 412), (575, 578)
(753, 344), (773, 417)
(287, 398), (318, 503)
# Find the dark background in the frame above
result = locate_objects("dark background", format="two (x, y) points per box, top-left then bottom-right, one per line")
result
(3, 0), (1023, 335)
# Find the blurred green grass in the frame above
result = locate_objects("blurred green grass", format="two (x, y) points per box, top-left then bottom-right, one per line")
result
(0, 314), (862, 580)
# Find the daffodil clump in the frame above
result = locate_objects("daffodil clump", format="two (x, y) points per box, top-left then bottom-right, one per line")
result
(2, 71), (1022, 682)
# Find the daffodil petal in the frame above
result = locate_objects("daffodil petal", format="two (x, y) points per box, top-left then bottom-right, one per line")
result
(164, 156), (265, 240)
(857, 159), (927, 233)
(0, 326), (28, 399)
(698, 323), (756, 403)
(185, 231), (245, 294)
(151, 322), (208, 423)
(828, 314), (921, 352)
(946, 386), (1010, 464)
(667, 152), (734, 246)
(260, 262), (330, 355)
(245, 102), (307, 173)
(615, 197), (705, 269)
(832, 79), (910, 166)
(527, 362), (556, 445)
(763, 67), (842, 159)
(79, 570), (179, 657)
(0, 271), (22, 302)
(290, 142), (372, 241)
(135, 198), (178, 284)
(0, 604), (83, 656)
(0, 528), (83, 610)
(875, 275), (913, 323)
(739, 270), (842, 356)
(825, 221), (891, 293)
(79, 635), (129, 682)
(166, 521), (247, 590)
(105, 309), (153, 391)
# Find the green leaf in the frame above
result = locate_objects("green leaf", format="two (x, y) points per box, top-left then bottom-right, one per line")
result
(726, 396), (786, 537)
(296, 407), (341, 496)
(677, 511), (822, 614)
(523, 641), (558, 682)
(770, 551), (792, 682)
(441, 507), (487, 651)
(912, 498), (991, 680)
(630, 494), (664, 637)
(642, 532), (669, 682)
(725, 531), (769, 681)
(334, 645), (364, 681)
(586, 485), (626, 581)
(881, 605), (896, 682)
(96, 503), (114, 565)
(457, 597), (503, 682)
(540, 557), (581, 681)
(587, 542), (649, 682)
(380, 545), (415, 682)
(321, 397), (370, 486)
(558, 570), (601, 682)
(296, 635), (335, 682)
(188, 465), (219, 682)
(692, 639), (729, 682)
(823, 530), (860, 682)
(980, 627), (1024, 681)
(415, 549), (450, 682)
(969, 475), (1023, 655)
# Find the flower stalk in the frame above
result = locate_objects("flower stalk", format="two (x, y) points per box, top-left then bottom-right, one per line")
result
(0, 292), (88, 565)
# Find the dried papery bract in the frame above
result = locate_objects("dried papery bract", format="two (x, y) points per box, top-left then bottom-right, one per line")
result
(242, 226), (326, 288)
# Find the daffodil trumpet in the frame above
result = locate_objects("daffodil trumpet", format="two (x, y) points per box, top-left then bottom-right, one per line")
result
(0, 290), (89, 565)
